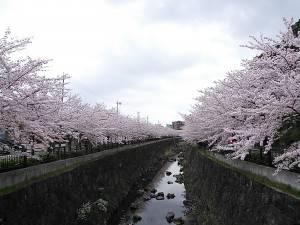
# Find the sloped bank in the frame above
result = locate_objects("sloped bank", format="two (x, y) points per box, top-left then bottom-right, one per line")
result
(184, 146), (300, 225)
(0, 138), (175, 225)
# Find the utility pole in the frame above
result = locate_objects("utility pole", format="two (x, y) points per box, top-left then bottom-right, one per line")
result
(61, 73), (70, 103)
(146, 115), (149, 124)
(137, 112), (140, 122)
(116, 101), (122, 114)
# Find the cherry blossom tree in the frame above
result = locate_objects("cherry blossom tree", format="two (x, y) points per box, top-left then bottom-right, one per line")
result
(0, 29), (58, 143)
(182, 18), (300, 171)
(0, 29), (176, 150)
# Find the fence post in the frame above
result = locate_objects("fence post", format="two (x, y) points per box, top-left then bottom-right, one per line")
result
(267, 150), (272, 166)
(23, 155), (27, 166)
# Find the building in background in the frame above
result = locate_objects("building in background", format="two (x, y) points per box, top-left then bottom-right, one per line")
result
(0, 131), (11, 144)
(166, 124), (173, 129)
(0, 131), (6, 141)
(171, 121), (185, 130)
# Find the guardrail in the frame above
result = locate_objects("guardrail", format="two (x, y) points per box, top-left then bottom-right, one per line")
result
(0, 155), (28, 171)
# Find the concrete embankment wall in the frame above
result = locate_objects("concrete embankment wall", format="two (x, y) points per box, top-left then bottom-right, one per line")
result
(211, 151), (300, 191)
(0, 138), (175, 225)
(184, 147), (300, 225)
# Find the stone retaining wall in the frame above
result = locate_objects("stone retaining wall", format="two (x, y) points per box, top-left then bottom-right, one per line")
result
(184, 147), (300, 225)
(0, 138), (175, 225)
(210, 151), (300, 191)
(0, 139), (172, 194)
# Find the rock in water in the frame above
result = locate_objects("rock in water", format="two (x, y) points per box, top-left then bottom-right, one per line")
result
(183, 200), (191, 206)
(150, 188), (157, 193)
(166, 193), (176, 199)
(174, 174), (184, 184)
(150, 193), (156, 198)
(156, 192), (165, 200)
(132, 215), (142, 223)
(156, 195), (165, 200)
(156, 192), (164, 197)
(167, 181), (173, 184)
(166, 171), (172, 176)
(166, 212), (175, 223)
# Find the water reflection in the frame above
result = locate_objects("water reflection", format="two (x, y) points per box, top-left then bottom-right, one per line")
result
(120, 159), (187, 225)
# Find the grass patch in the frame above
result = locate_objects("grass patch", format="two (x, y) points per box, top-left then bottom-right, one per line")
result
(198, 149), (300, 200)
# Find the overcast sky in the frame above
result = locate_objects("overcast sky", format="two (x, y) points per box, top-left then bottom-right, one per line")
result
(0, 0), (299, 125)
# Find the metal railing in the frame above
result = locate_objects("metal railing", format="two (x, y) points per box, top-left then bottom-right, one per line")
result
(0, 155), (29, 172)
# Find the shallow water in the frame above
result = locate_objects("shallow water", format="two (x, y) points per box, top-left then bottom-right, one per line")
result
(119, 158), (187, 225)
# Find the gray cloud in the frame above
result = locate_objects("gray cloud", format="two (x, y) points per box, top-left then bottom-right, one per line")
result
(74, 40), (199, 99)
(141, 0), (300, 37)
(62, 0), (300, 123)
(2, 0), (298, 124)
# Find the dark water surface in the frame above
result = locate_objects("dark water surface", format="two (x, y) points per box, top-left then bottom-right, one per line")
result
(119, 158), (187, 225)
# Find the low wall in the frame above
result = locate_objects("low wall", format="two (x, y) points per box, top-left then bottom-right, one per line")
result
(211, 151), (300, 192)
(184, 147), (300, 225)
(0, 138), (174, 225)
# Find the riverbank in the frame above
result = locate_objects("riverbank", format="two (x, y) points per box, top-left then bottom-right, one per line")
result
(184, 145), (300, 225)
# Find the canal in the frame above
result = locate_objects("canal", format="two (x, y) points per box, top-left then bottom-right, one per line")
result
(118, 154), (192, 225)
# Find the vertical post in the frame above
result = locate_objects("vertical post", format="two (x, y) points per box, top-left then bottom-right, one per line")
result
(31, 134), (35, 156)
(60, 73), (70, 103)
(56, 145), (59, 160)
(267, 150), (272, 166)
(68, 136), (72, 152)
(84, 138), (88, 154)
(23, 155), (27, 166)
(61, 73), (65, 103)
(116, 101), (122, 114)
(63, 144), (66, 158)
(259, 147), (263, 160)
(79, 134), (82, 151)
